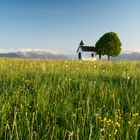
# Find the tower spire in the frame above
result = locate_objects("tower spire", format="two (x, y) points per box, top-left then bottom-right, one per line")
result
(79, 40), (84, 46)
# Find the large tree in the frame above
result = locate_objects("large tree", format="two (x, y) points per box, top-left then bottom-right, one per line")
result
(95, 32), (122, 60)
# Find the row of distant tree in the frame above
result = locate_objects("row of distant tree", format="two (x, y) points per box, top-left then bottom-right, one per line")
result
(95, 32), (122, 60)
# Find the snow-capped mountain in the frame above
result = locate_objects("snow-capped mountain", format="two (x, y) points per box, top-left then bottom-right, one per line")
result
(112, 52), (140, 61)
(0, 49), (68, 59)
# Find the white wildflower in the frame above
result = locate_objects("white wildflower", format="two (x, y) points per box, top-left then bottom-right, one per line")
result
(100, 128), (104, 132)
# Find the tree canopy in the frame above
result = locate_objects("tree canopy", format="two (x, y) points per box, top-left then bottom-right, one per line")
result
(95, 32), (122, 60)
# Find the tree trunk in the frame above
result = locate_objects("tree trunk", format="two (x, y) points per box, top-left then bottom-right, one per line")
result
(99, 54), (102, 60)
(108, 55), (110, 61)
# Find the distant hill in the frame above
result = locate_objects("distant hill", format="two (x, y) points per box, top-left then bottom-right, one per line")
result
(112, 52), (140, 61)
(0, 52), (20, 58)
(0, 50), (68, 59)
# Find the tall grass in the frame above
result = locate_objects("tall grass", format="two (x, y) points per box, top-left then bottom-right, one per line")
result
(0, 58), (140, 139)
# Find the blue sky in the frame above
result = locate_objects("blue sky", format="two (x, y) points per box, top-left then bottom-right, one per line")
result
(0, 0), (140, 53)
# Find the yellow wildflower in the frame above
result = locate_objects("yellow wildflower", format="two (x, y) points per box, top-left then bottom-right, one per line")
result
(132, 113), (139, 117)
(134, 124), (140, 127)
(114, 129), (118, 135)
(105, 119), (113, 126)
(115, 122), (120, 127)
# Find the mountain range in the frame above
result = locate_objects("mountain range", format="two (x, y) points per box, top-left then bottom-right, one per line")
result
(0, 50), (68, 59)
(112, 52), (140, 61)
(0, 49), (140, 61)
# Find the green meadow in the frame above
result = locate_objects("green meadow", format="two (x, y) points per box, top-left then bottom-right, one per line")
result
(0, 58), (140, 140)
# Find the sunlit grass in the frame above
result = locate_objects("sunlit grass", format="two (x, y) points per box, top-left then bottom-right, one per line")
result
(0, 58), (140, 139)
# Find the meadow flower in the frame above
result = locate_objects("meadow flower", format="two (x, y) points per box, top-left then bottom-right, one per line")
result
(105, 119), (113, 125)
(101, 118), (113, 126)
(131, 113), (139, 117)
(101, 118), (107, 122)
(94, 65), (97, 69)
(128, 121), (131, 125)
(115, 122), (120, 127)
(114, 129), (118, 135)
(134, 124), (140, 127)
(100, 128), (104, 132)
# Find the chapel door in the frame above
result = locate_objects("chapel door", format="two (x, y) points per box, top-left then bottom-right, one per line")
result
(78, 52), (81, 60)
